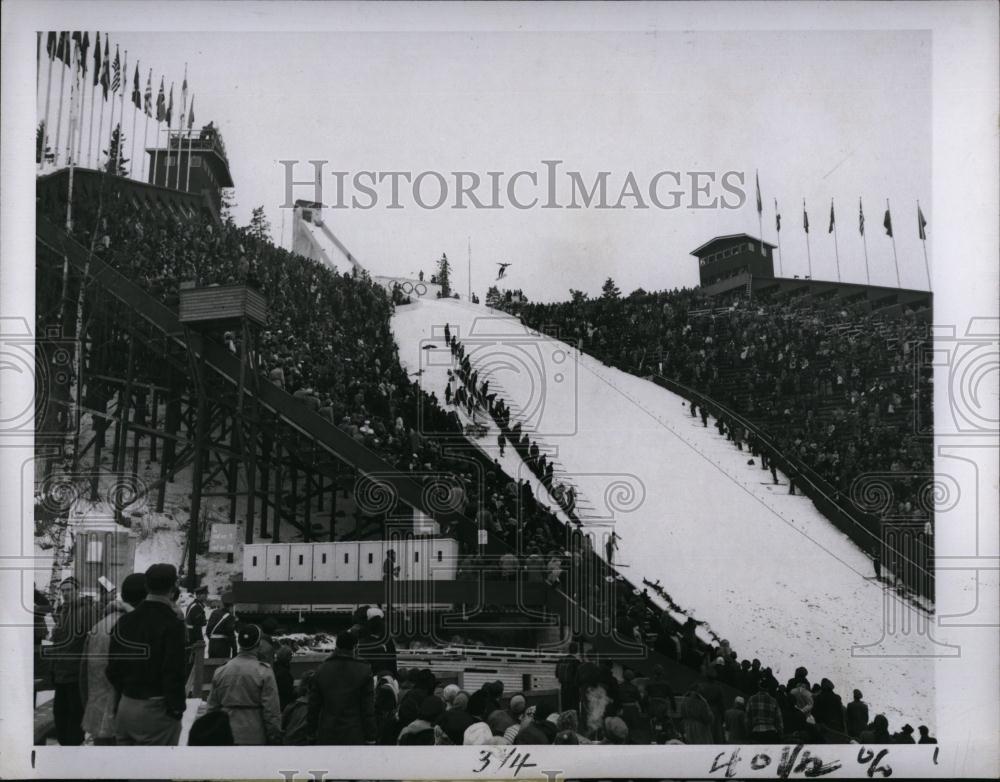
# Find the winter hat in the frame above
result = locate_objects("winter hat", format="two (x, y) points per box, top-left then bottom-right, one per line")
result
(508, 694), (526, 715)
(121, 573), (148, 607)
(452, 692), (470, 711)
(238, 624), (262, 651)
(275, 645), (294, 665)
(463, 721), (493, 746)
(734, 696), (745, 707)
(366, 606), (385, 621)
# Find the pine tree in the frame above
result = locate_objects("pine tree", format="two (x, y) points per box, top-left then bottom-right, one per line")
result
(569, 288), (588, 304)
(103, 125), (129, 176)
(486, 285), (502, 307)
(436, 252), (452, 298)
(219, 188), (237, 226)
(248, 205), (272, 241)
(601, 277), (621, 300)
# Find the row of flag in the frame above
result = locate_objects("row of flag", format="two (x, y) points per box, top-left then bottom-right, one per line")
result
(756, 173), (928, 241)
(40, 31), (195, 182)
(753, 172), (930, 289)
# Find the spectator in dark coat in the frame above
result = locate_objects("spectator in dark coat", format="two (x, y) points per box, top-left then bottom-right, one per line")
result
(845, 689), (869, 740)
(724, 696), (749, 743)
(917, 725), (937, 744)
(555, 642), (581, 711)
(106, 563), (188, 745)
(307, 632), (376, 744)
(273, 644), (296, 710)
(397, 695), (444, 745)
(46, 576), (97, 745)
(892, 723), (916, 743)
(859, 714), (891, 744)
(813, 678), (846, 733)
(281, 670), (315, 745)
(438, 691), (478, 745)
(356, 612), (398, 677)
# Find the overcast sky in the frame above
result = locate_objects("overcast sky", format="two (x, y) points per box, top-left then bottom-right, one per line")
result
(37, 27), (931, 301)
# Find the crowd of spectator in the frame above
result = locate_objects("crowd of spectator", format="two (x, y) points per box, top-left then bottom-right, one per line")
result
(502, 288), (933, 522)
(40, 566), (938, 747)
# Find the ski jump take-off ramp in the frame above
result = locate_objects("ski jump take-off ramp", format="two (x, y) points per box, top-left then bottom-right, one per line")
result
(291, 201), (443, 298)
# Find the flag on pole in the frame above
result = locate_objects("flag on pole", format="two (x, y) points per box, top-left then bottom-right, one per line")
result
(917, 205), (928, 240)
(46, 31), (57, 59)
(93, 32), (101, 86)
(111, 46), (121, 93)
(56, 32), (71, 66)
(775, 200), (781, 232)
(883, 206), (893, 237)
(803, 204), (810, 233)
(755, 172), (762, 215)
(828, 200), (836, 233)
(187, 95), (195, 129)
(166, 83), (174, 125)
(859, 198), (865, 236)
(144, 71), (153, 116)
(131, 64), (141, 108)
(181, 69), (188, 112)
(72, 32), (89, 74)
(155, 77), (166, 121)
(99, 39), (110, 98)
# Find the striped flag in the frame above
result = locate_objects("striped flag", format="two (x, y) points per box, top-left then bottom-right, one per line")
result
(917, 205), (928, 240)
(774, 199), (781, 232)
(99, 39), (110, 98)
(755, 172), (762, 215)
(46, 31), (57, 60)
(111, 46), (121, 93)
(883, 206), (893, 238)
(144, 70), (153, 117)
(166, 83), (174, 126)
(859, 198), (865, 236)
(131, 64), (142, 109)
(803, 204), (810, 234)
(828, 200), (835, 233)
(187, 95), (195, 129)
(155, 77), (166, 121)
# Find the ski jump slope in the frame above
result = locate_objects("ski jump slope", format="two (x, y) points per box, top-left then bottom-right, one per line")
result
(392, 296), (941, 729)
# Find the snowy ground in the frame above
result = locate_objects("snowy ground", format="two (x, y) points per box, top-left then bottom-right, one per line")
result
(392, 296), (940, 729)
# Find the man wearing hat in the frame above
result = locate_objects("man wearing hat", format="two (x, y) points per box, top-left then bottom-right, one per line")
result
(205, 623), (282, 745)
(206, 596), (237, 659)
(107, 563), (187, 745)
(184, 585), (209, 698)
(307, 631), (376, 745)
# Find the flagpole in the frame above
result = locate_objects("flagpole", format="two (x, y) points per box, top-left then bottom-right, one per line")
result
(184, 108), (195, 191)
(41, 40), (54, 170)
(76, 48), (88, 166)
(115, 50), (127, 175)
(96, 79), (106, 169)
(65, 40), (78, 232)
(887, 198), (901, 287)
(774, 199), (783, 276)
(831, 199), (841, 282)
(54, 41), (67, 167)
(152, 121), (161, 185)
(804, 199), (812, 279)
(86, 67), (97, 168)
(918, 199), (931, 290)
(141, 70), (151, 182)
(859, 197), (871, 287)
(175, 65), (187, 191)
